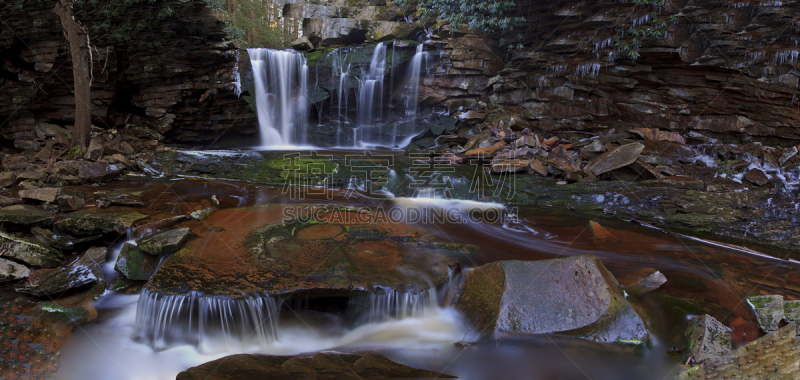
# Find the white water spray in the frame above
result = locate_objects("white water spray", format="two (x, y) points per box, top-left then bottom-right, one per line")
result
(248, 49), (309, 147)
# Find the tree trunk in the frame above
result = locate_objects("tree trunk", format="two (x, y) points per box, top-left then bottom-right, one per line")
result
(55, 0), (92, 153)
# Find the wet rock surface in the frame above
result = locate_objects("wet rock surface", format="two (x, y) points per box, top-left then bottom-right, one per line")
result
(0, 231), (63, 268)
(55, 209), (147, 236)
(0, 205), (54, 226)
(747, 295), (784, 333)
(14, 265), (98, 298)
(137, 228), (193, 256)
(147, 204), (477, 298)
(115, 243), (157, 281)
(685, 315), (731, 364)
(677, 323), (800, 380)
(176, 352), (454, 380)
(453, 255), (650, 343)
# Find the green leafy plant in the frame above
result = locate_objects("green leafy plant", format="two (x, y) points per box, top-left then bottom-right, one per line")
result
(396, 0), (526, 47)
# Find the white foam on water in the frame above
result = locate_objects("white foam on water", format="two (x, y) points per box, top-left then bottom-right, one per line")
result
(57, 293), (468, 380)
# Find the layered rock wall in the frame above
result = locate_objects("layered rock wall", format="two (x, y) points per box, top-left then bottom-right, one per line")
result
(420, 0), (800, 144)
(0, 0), (253, 148)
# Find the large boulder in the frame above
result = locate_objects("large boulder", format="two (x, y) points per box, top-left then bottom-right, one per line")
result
(146, 204), (477, 298)
(0, 231), (63, 267)
(14, 265), (97, 297)
(453, 255), (650, 343)
(0, 204), (54, 226)
(55, 209), (147, 236)
(137, 228), (192, 256)
(176, 352), (454, 380)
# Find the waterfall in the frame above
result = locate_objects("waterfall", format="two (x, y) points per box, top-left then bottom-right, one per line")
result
(248, 48), (309, 147)
(405, 43), (426, 118)
(133, 289), (281, 352)
(356, 43), (387, 146)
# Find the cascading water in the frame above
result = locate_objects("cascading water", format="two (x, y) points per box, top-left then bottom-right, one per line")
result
(133, 289), (281, 353)
(351, 287), (440, 324)
(248, 48), (309, 147)
(354, 42), (388, 146)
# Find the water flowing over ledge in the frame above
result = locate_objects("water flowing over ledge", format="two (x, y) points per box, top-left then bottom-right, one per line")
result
(133, 268), (464, 352)
(248, 48), (309, 147)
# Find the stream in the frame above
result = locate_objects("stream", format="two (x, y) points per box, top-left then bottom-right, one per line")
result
(53, 152), (799, 379)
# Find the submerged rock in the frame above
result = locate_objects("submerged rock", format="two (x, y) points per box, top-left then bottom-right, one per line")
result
(453, 255), (649, 343)
(685, 314), (731, 364)
(176, 352), (454, 380)
(0, 231), (63, 267)
(0, 257), (31, 282)
(55, 209), (147, 236)
(584, 142), (644, 175)
(622, 269), (667, 296)
(0, 204), (54, 226)
(137, 228), (192, 256)
(132, 215), (188, 237)
(114, 242), (157, 281)
(147, 205), (477, 298)
(747, 295), (784, 333)
(14, 265), (97, 297)
(189, 207), (214, 221)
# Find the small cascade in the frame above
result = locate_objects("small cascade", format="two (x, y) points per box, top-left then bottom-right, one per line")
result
(133, 289), (281, 352)
(357, 42), (387, 129)
(248, 48), (309, 147)
(352, 287), (440, 323)
(404, 43), (426, 118)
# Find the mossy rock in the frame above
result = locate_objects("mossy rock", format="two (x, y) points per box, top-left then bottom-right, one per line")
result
(55, 209), (147, 236)
(114, 242), (157, 281)
(0, 231), (63, 267)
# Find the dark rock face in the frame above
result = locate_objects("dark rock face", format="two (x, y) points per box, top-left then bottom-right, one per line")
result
(176, 352), (455, 380)
(419, 1), (800, 143)
(0, 0), (254, 148)
(453, 255), (650, 344)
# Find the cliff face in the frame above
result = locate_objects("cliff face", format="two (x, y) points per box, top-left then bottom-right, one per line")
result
(0, 0), (254, 149)
(419, 0), (800, 145)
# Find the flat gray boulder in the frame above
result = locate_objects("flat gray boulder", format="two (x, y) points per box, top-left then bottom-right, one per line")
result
(137, 228), (192, 256)
(453, 255), (650, 343)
